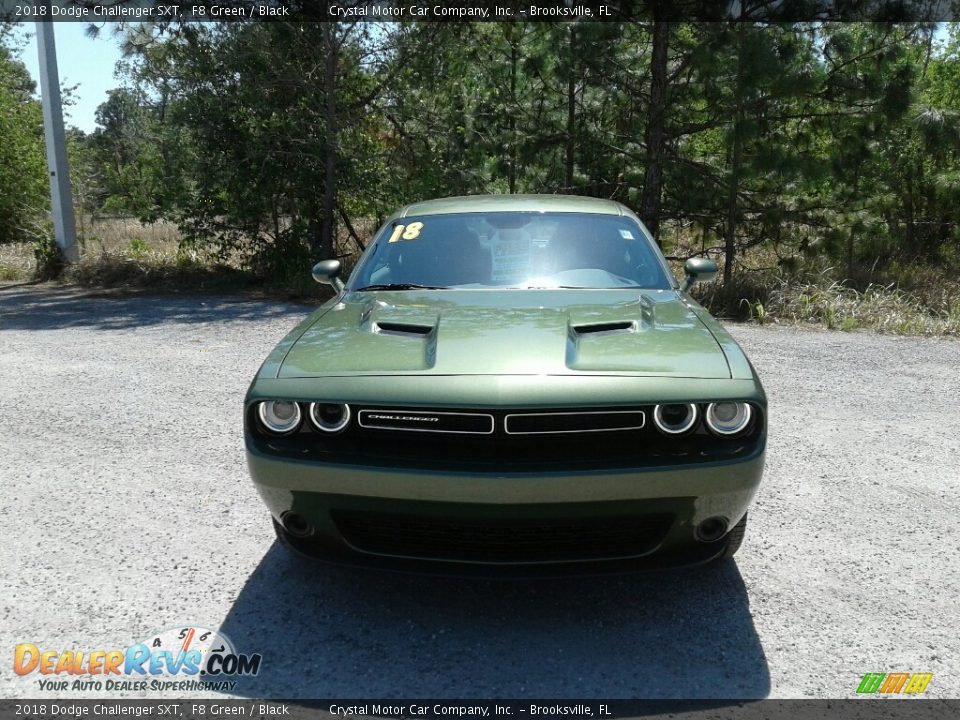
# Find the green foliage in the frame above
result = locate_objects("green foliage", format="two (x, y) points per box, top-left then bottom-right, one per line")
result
(128, 237), (148, 256)
(32, 234), (64, 280)
(0, 39), (48, 245)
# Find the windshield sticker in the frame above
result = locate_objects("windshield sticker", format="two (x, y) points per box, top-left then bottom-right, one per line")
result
(388, 221), (424, 243)
(619, 229), (635, 240)
(490, 233), (532, 284)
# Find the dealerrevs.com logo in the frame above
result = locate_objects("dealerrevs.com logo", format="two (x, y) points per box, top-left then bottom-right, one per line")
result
(14, 626), (262, 693)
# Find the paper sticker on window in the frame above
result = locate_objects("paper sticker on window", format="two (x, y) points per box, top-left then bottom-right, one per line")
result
(619, 229), (635, 240)
(490, 232), (531, 284)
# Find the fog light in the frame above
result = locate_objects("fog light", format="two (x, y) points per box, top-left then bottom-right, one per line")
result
(696, 516), (728, 542)
(281, 512), (314, 538)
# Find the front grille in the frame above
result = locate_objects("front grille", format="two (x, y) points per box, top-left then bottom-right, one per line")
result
(505, 410), (646, 434)
(332, 511), (673, 563)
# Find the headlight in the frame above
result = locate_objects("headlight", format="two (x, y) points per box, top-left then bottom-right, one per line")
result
(705, 402), (753, 436)
(257, 400), (302, 435)
(653, 403), (698, 435)
(309, 402), (351, 433)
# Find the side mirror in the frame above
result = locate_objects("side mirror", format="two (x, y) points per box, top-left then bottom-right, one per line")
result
(682, 257), (718, 292)
(312, 259), (344, 292)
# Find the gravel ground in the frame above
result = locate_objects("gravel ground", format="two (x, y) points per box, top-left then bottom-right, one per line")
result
(1, 285), (958, 700)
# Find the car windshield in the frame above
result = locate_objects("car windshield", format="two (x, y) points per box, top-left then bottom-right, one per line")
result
(349, 212), (673, 290)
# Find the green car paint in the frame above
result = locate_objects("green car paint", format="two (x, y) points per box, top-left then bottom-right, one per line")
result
(245, 195), (766, 572)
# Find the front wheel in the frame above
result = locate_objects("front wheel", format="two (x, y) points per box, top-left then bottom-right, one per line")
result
(719, 513), (748, 559)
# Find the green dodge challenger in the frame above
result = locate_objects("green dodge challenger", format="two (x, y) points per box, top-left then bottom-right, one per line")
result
(245, 195), (766, 572)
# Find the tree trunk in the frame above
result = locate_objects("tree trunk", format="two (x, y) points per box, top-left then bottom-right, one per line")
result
(564, 26), (577, 191)
(640, 21), (670, 246)
(319, 23), (338, 260)
(847, 174), (860, 282)
(508, 28), (518, 195)
(904, 163), (916, 257)
(724, 23), (745, 285)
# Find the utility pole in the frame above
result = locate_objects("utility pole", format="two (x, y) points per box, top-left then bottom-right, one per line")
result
(36, 17), (79, 263)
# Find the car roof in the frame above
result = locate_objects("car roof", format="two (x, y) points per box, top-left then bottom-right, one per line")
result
(398, 194), (629, 218)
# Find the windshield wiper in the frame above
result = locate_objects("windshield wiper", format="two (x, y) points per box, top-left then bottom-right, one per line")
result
(353, 283), (448, 292)
(521, 285), (599, 289)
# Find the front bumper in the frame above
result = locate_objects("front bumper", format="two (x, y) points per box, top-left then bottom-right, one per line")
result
(246, 443), (765, 573)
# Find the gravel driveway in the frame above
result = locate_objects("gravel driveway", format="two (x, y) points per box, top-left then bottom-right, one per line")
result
(1, 285), (957, 700)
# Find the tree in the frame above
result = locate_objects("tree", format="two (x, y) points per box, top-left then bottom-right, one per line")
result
(73, 18), (960, 289)
(0, 29), (48, 245)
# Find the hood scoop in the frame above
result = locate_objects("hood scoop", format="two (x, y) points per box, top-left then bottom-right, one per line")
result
(374, 321), (434, 337)
(572, 320), (635, 336)
(360, 300), (439, 338)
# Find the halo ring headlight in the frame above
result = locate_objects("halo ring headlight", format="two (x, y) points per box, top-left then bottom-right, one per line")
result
(309, 402), (351, 433)
(653, 403), (698, 435)
(257, 400), (302, 435)
(705, 402), (753, 436)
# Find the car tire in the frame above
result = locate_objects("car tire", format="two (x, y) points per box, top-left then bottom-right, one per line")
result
(719, 513), (747, 559)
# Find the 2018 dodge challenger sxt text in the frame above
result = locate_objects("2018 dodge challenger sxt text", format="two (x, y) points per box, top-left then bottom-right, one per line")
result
(245, 195), (766, 572)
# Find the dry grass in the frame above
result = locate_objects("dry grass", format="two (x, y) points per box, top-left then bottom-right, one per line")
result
(68, 250), (258, 294)
(762, 278), (960, 335)
(0, 217), (262, 294)
(693, 267), (960, 337)
(79, 216), (183, 255)
(0, 242), (33, 281)
(0, 217), (185, 281)
(668, 229), (960, 336)
(67, 217), (343, 299)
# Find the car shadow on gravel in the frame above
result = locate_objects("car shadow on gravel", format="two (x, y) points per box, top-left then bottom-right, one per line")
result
(216, 543), (769, 700)
(0, 286), (308, 331)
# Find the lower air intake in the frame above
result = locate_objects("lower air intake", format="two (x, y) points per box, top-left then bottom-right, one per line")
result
(332, 512), (672, 564)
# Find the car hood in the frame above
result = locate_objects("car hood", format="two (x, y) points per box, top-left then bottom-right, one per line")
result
(277, 289), (731, 379)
